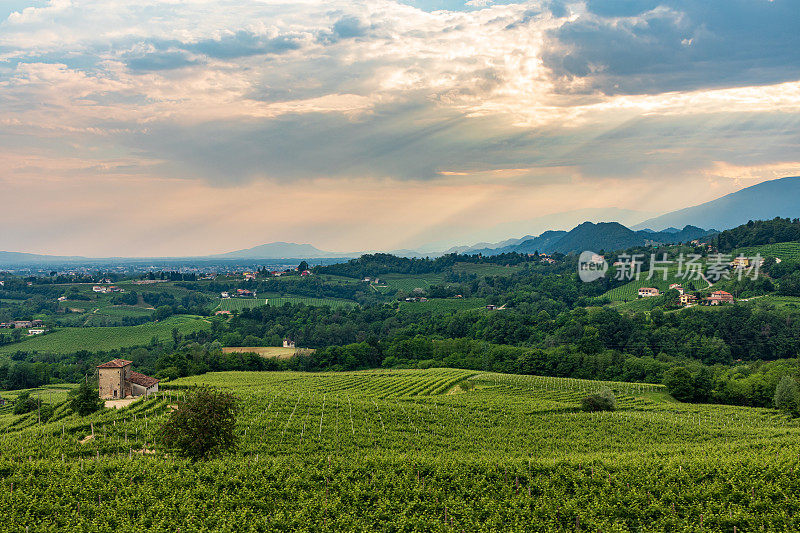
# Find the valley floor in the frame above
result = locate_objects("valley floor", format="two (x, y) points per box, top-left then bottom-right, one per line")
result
(1, 369), (799, 531)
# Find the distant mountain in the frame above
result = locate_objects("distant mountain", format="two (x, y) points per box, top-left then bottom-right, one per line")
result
(210, 242), (350, 259)
(0, 251), (89, 265)
(476, 223), (712, 256)
(635, 176), (800, 231)
(468, 231), (568, 255)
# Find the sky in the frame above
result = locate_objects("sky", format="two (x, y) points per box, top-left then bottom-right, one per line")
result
(1, 0), (799, 256)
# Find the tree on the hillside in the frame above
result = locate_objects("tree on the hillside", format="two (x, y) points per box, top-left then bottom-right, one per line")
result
(663, 367), (694, 402)
(69, 380), (104, 416)
(297, 261), (309, 272)
(159, 386), (238, 460)
(13, 391), (38, 415)
(581, 387), (616, 412)
(773, 376), (799, 415)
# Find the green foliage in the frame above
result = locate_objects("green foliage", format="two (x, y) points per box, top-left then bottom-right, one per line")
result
(663, 367), (695, 402)
(580, 387), (616, 411)
(0, 369), (799, 529)
(12, 391), (38, 415)
(773, 376), (800, 415)
(0, 315), (210, 355)
(69, 380), (104, 416)
(159, 386), (239, 460)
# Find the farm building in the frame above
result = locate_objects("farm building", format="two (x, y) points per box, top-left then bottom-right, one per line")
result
(730, 256), (750, 268)
(283, 338), (296, 348)
(97, 359), (159, 399)
(706, 291), (734, 305)
(680, 294), (697, 306)
(27, 329), (46, 335)
(638, 288), (660, 298)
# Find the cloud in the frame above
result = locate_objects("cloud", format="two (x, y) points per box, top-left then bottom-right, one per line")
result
(542, 0), (800, 95)
(0, 0), (799, 254)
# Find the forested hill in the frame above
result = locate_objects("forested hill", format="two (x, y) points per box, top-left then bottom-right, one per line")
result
(312, 252), (538, 279)
(716, 217), (800, 251)
(473, 222), (711, 256)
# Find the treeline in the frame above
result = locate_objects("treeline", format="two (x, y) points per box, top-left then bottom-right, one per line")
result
(295, 336), (798, 409)
(221, 301), (800, 364)
(312, 252), (536, 279)
(715, 217), (800, 251)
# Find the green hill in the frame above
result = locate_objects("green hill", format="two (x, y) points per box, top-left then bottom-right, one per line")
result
(0, 315), (210, 355)
(0, 369), (797, 530)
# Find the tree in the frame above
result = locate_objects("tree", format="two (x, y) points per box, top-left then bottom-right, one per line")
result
(663, 366), (695, 402)
(297, 261), (309, 272)
(12, 391), (38, 415)
(581, 387), (616, 412)
(159, 386), (238, 460)
(69, 380), (104, 416)
(773, 376), (799, 415)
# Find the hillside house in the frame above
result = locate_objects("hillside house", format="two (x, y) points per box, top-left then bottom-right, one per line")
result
(680, 294), (697, 306)
(283, 338), (295, 348)
(221, 291), (230, 298)
(92, 286), (105, 293)
(730, 256), (750, 268)
(669, 284), (685, 295)
(27, 329), (46, 335)
(301, 270), (311, 277)
(11, 320), (33, 329)
(97, 359), (159, 399)
(638, 287), (660, 298)
(707, 291), (734, 305)
(486, 304), (498, 310)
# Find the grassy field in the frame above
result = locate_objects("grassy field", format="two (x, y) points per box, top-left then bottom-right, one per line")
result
(379, 272), (446, 292)
(0, 315), (210, 355)
(397, 297), (487, 315)
(0, 368), (797, 530)
(217, 296), (356, 311)
(452, 262), (523, 276)
(221, 346), (312, 359)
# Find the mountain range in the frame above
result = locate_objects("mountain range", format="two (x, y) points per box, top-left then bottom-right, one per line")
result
(634, 176), (800, 231)
(2, 176), (799, 265)
(468, 223), (712, 256)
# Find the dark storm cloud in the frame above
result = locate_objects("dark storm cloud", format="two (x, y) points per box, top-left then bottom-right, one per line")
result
(542, 0), (800, 94)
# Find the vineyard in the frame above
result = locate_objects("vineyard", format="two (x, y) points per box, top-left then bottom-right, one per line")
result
(734, 241), (800, 262)
(603, 269), (706, 302)
(1, 369), (799, 530)
(0, 315), (210, 355)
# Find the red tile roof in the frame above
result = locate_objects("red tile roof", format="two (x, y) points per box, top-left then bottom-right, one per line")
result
(97, 359), (132, 368)
(127, 371), (159, 388)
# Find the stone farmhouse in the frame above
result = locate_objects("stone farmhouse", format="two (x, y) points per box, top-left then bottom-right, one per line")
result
(97, 359), (159, 399)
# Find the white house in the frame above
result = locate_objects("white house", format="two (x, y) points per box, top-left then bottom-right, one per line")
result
(638, 287), (660, 298)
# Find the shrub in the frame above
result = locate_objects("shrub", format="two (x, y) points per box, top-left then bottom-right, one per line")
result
(581, 387), (616, 412)
(158, 386), (239, 460)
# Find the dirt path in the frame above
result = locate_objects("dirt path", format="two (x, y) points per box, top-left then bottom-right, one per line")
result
(104, 398), (138, 409)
